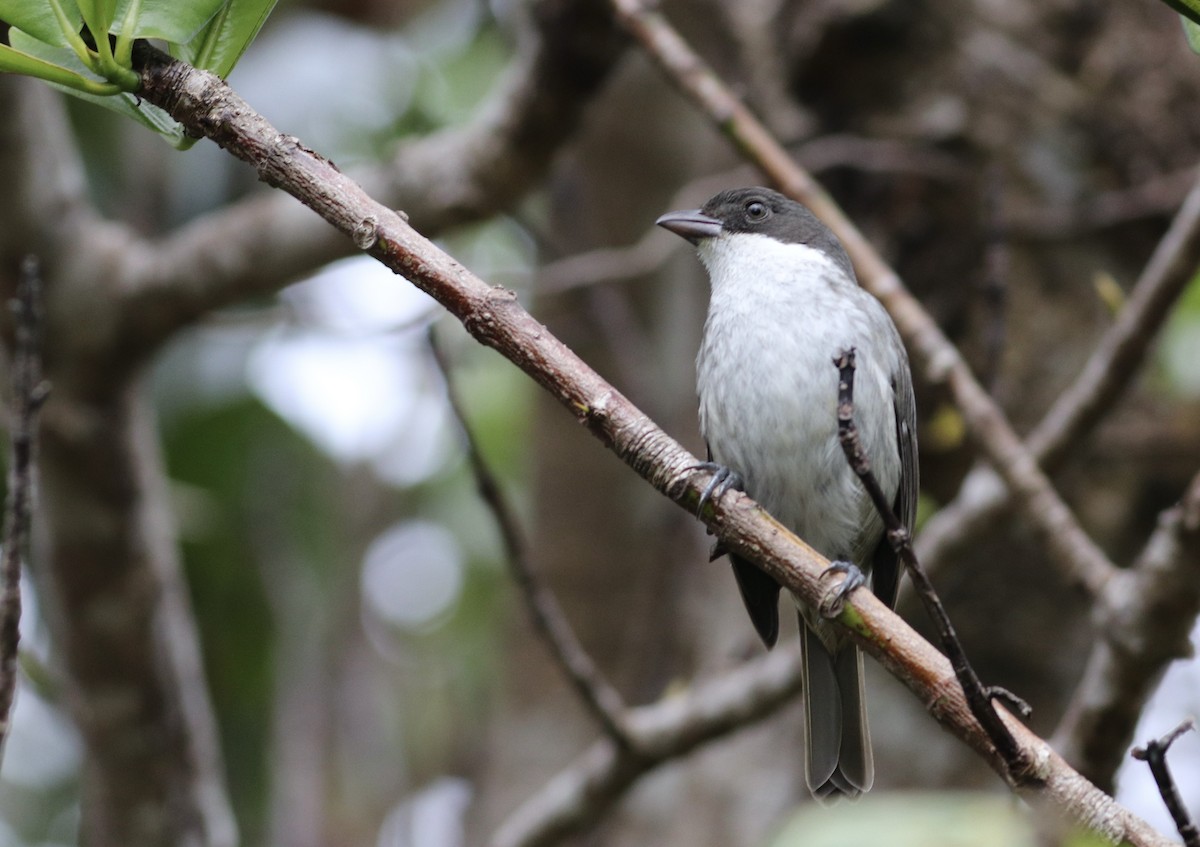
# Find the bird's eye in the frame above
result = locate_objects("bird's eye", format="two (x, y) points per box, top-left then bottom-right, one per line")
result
(745, 201), (769, 221)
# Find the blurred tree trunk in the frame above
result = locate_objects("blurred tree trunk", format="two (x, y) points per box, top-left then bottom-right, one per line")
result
(37, 384), (236, 847)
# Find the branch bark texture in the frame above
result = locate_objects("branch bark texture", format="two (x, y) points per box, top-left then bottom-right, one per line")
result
(131, 46), (1173, 847)
(0, 258), (47, 757)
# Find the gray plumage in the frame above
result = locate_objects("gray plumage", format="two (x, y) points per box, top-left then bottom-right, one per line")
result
(657, 187), (918, 800)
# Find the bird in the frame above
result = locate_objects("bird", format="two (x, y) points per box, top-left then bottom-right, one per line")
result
(656, 187), (918, 800)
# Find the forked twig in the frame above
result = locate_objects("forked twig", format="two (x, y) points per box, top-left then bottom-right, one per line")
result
(1132, 719), (1200, 847)
(833, 348), (1031, 778)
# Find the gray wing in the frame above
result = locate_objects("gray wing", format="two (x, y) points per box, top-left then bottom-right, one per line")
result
(870, 355), (919, 610)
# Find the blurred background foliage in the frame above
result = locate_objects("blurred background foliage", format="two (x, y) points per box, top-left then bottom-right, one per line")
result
(6, 2), (536, 843)
(4, 0), (1200, 845)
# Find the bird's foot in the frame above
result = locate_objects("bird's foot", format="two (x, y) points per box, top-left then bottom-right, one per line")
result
(819, 560), (866, 618)
(691, 462), (743, 517)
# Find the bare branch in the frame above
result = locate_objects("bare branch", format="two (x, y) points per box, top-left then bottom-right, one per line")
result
(489, 647), (803, 847)
(37, 384), (238, 847)
(131, 46), (1176, 845)
(0, 257), (49, 757)
(834, 349), (1029, 776)
(1052, 471), (1200, 792)
(39, 387), (239, 847)
(1131, 720), (1200, 847)
(1028, 176), (1200, 470)
(428, 332), (632, 745)
(1004, 166), (1196, 241)
(608, 0), (1118, 597)
(112, 0), (625, 361)
(919, 172), (1200, 575)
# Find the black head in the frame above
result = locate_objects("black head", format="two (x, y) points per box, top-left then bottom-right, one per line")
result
(657, 187), (854, 278)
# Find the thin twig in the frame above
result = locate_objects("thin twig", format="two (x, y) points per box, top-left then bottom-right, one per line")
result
(833, 348), (1031, 779)
(1003, 166), (1196, 241)
(490, 647), (803, 847)
(1052, 470), (1200, 791)
(427, 331), (633, 747)
(979, 167), (1009, 395)
(1029, 174), (1200, 469)
(0, 256), (49, 756)
(918, 170), (1200, 578)
(609, 0), (1118, 598)
(1131, 719), (1200, 847)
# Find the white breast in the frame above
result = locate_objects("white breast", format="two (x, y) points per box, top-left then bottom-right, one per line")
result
(695, 233), (902, 565)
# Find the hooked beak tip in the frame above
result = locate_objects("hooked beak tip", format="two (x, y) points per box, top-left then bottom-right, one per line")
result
(656, 210), (723, 244)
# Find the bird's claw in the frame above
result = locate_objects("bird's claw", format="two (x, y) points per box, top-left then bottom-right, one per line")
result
(692, 461), (743, 517)
(819, 559), (866, 618)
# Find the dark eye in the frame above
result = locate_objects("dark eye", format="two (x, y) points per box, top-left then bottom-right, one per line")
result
(745, 201), (769, 221)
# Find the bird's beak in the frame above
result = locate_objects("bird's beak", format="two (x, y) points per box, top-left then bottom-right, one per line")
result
(655, 209), (723, 244)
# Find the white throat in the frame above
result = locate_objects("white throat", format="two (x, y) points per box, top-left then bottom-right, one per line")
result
(697, 232), (850, 298)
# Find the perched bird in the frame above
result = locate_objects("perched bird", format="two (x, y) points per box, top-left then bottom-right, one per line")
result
(656, 187), (918, 800)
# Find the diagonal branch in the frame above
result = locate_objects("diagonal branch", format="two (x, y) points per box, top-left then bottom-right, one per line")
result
(608, 0), (1200, 810)
(1028, 176), (1200, 468)
(607, 0), (1117, 598)
(919, 173), (1200, 575)
(1052, 470), (1200, 793)
(132, 45), (1175, 846)
(490, 647), (803, 847)
(1131, 720), (1200, 847)
(834, 349), (1028, 775)
(110, 0), (626, 365)
(428, 332), (632, 746)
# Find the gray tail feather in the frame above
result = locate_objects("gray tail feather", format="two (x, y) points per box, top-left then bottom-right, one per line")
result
(800, 619), (873, 801)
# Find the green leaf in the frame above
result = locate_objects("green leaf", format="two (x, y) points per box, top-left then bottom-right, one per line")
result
(171, 0), (278, 77)
(1185, 16), (1200, 54)
(110, 0), (227, 43)
(0, 41), (119, 93)
(0, 0), (268, 143)
(8, 26), (187, 145)
(1161, 0), (1200, 27)
(8, 25), (104, 80)
(6, 21), (138, 86)
(76, 0), (117, 41)
(76, 89), (189, 146)
(0, 0), (229, 47)
(68, 83), (189, 145)
(0, 0), (82, 46)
